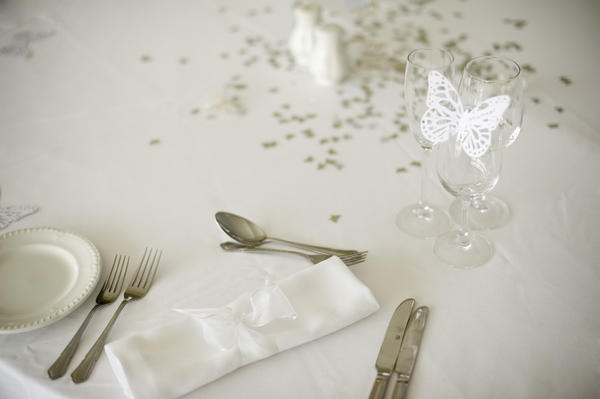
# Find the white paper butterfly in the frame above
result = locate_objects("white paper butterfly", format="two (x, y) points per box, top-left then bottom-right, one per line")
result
(420, 70), (510, 158)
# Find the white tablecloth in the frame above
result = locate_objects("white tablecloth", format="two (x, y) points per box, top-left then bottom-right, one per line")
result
(1, 0), (599, 398)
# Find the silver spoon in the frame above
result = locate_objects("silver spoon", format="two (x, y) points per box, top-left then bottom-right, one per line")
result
(215, 211), (364, 257)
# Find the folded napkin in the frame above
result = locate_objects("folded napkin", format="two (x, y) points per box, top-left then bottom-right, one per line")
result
(105, 256), (379, 399)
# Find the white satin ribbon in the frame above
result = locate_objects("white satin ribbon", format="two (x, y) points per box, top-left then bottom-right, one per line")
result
(175, 279), (296, 362)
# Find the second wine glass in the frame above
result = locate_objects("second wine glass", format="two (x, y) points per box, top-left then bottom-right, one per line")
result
(448, 56), (524, 230)
(397, 48), (453, 238)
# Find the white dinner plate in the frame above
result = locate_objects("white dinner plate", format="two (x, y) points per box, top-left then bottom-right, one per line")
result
(0, 227), (101, 334)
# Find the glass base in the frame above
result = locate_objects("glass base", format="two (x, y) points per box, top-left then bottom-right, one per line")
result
(433, 230), (493, 268)
(449, 195), (511, 230)
(396, 202), (450, 238)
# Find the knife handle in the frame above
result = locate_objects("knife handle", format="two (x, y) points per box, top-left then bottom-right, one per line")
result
(391, 380), (408, 399)
(368, 372), (389, 399)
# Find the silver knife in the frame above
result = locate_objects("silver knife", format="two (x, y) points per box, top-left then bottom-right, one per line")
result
(391, 306), (429, 399)
(368, 298), (415, 399)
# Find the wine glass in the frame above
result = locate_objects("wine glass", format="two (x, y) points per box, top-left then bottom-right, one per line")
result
(397, 48), (453, 238)
(434, 132), (503, 267)
(448, 56), (524, 230)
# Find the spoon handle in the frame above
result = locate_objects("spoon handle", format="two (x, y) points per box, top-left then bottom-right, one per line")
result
(267, 237), (359, 256)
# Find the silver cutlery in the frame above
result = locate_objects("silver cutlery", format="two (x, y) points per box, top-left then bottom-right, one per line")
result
(71, 248), (162, 383)
(215, 211), (367, 257)
(47, 254), (129, 379)
(220, 241), (367, 266)
(369, 298), (415, 399)
(391, 306), (428, 399)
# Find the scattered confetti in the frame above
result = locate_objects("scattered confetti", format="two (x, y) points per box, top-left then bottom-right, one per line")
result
(503, 18), (527, 29)
(329, 215), (341, 223)
(521, 64), (536, 73)
(262, 141), (277, 148)
(206, 0), (539, 173)
(559, 76), (572, 85)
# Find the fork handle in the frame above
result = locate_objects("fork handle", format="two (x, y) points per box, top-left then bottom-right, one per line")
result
(47, 304), (102, 379)
(71, 299), (130, 383)
(268, 236), (358, 256)
(221, 241), (314, 259)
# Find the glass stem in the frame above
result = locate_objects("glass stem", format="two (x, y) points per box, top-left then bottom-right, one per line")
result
(457, 197), (471, 248)
(472, 194), (487, 211)
(418, 147), (431, 208)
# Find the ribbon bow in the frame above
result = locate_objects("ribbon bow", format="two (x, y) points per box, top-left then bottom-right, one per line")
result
(175, 278), (296, 362)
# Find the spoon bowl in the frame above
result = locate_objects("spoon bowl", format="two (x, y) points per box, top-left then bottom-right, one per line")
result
(215, 211), (267, 245)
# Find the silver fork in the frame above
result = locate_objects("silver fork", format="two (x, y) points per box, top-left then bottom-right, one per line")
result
(47, 254), (129, 379)
(220, 242), (367, 266)
(71, 248), (162, 383)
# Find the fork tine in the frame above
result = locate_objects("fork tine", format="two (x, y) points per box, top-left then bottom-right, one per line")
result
(131, 248), (149, 287)
(142, 249), (161, 289)
(138, 248), (157, 288)
(342, 252), (367, 259)
(102, 254), (120, 292)
(108, 255), (123, 292)
(342, 257), (366, 266)
(339, 253), (367, 262)
(114, 256), (129, 293)
(139, 249), (156, 288)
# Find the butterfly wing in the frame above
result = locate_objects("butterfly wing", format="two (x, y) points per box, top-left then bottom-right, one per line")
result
(420, 71), (463, 144)
(459, 95), (510, 158)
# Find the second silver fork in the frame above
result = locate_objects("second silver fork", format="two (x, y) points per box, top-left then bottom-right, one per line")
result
(71, 248), (162, 383)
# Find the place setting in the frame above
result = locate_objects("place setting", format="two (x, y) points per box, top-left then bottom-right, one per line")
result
(2, 30), (523, 399)
(0, 44), (524, 399)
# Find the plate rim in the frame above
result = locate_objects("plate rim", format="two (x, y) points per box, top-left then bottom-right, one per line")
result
(0, 226), (101, 334)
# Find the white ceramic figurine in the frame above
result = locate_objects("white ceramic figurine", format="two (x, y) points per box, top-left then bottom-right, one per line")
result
(309, 23), (349, 86)
(288, 3), (322, 67)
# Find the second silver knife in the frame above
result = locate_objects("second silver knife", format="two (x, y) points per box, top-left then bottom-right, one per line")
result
(368, 298), (415, 399)
(390, 306), (429, 399)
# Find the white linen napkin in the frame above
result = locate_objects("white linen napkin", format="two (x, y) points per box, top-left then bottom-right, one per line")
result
(105, 256), (379, 399)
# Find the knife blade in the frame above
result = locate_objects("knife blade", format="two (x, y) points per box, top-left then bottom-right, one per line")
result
(391, 306), (429, 399)
(368, 298), (415, 399)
